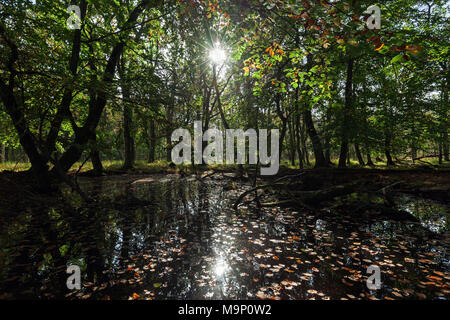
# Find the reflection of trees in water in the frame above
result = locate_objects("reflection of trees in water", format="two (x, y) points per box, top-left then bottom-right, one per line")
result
(2, 207), (46, 298)
(1, 183), (110, 297)
(1, 178), (227, 298)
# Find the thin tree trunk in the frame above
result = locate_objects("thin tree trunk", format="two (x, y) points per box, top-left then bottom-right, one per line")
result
(303, 108), (327, 168)
(366, 150), (374, 166)
(1, 143), (5, 163)
(301, 121), (310, 167)
(324, 107), (332, 164)
(275, 94), (287, 158)
(294, 81), (304, 169)
(122, 102), (135, 169)
(119, 58), (135, 170)
(442, 63), (449, 161)
(339, 58), (354, 168)
(295, 114), (303, 169)
(355, 143), (365, 166)
(288, 118), (296, 166)
(385, 135), (395, 166)
(411, 146), (417, 164)
(148, 119), (156, 163)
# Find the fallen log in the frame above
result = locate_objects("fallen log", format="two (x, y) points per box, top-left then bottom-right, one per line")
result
(259, 182), (362, 209)
(288, 182), (362, 205)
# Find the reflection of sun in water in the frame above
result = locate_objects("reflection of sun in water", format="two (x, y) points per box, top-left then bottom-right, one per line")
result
(213, 257), (228, 277)
(209, 43), (226, 65)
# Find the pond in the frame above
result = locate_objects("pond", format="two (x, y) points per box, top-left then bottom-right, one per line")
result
(0, 173), (448, 300)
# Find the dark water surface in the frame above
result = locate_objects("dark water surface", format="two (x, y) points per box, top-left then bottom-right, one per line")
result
(0, 174), (448, 300)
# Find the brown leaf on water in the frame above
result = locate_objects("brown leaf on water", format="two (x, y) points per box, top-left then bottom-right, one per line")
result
(416, 292), (427, 299)
(426, 275), (442, 282)
(433, 271), (445, 277)
(341, 279), (353, 287)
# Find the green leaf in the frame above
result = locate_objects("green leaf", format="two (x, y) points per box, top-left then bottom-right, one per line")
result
(391, 54), (404, 64)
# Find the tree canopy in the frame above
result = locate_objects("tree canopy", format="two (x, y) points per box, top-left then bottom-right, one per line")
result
(0, 0), (448, 189)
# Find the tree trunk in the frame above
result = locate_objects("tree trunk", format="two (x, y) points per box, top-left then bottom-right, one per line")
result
(442, 133), (448, 162)
(338, 58), (354, 168)
(119, 57), (135, 170)
(303, 108), (327, 168)
(411, 146), (417, 164)
(148, 119), (156, 163)
(90, 135), (103, 175)
(295, 114), (304, 169)
(355, 143), (365, 166)
(385, 135), (395, 166)
(1, 143), (5, 163)
(122, 102), (135, 169)
(288, 119), (296, 166)
(56, 1), (153, 173)
(294, 85), (304, 169)
(324, 106), (332, 164)
(366, 147), (374, 166)
(442, 64), (449, 161)
(0, 83), (51, 190)
(275, 94), (287, 158)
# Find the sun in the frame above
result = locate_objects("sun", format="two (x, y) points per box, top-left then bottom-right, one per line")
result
(208, 43), (226, 65)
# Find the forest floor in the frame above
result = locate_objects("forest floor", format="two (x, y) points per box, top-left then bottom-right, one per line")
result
(0, 165), (448, 300)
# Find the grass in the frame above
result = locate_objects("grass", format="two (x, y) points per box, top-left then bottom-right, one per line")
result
(0, 161), (32, 172)
(1, 157), (449, 174)
(0, 160), (239, 175)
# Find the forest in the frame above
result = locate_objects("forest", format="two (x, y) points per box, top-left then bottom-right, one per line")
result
(0, 0), (449, 302)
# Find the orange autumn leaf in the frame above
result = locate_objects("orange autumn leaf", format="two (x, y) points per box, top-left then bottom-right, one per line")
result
(375, 43), (385, 51)
(427, 275), (442, 281)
